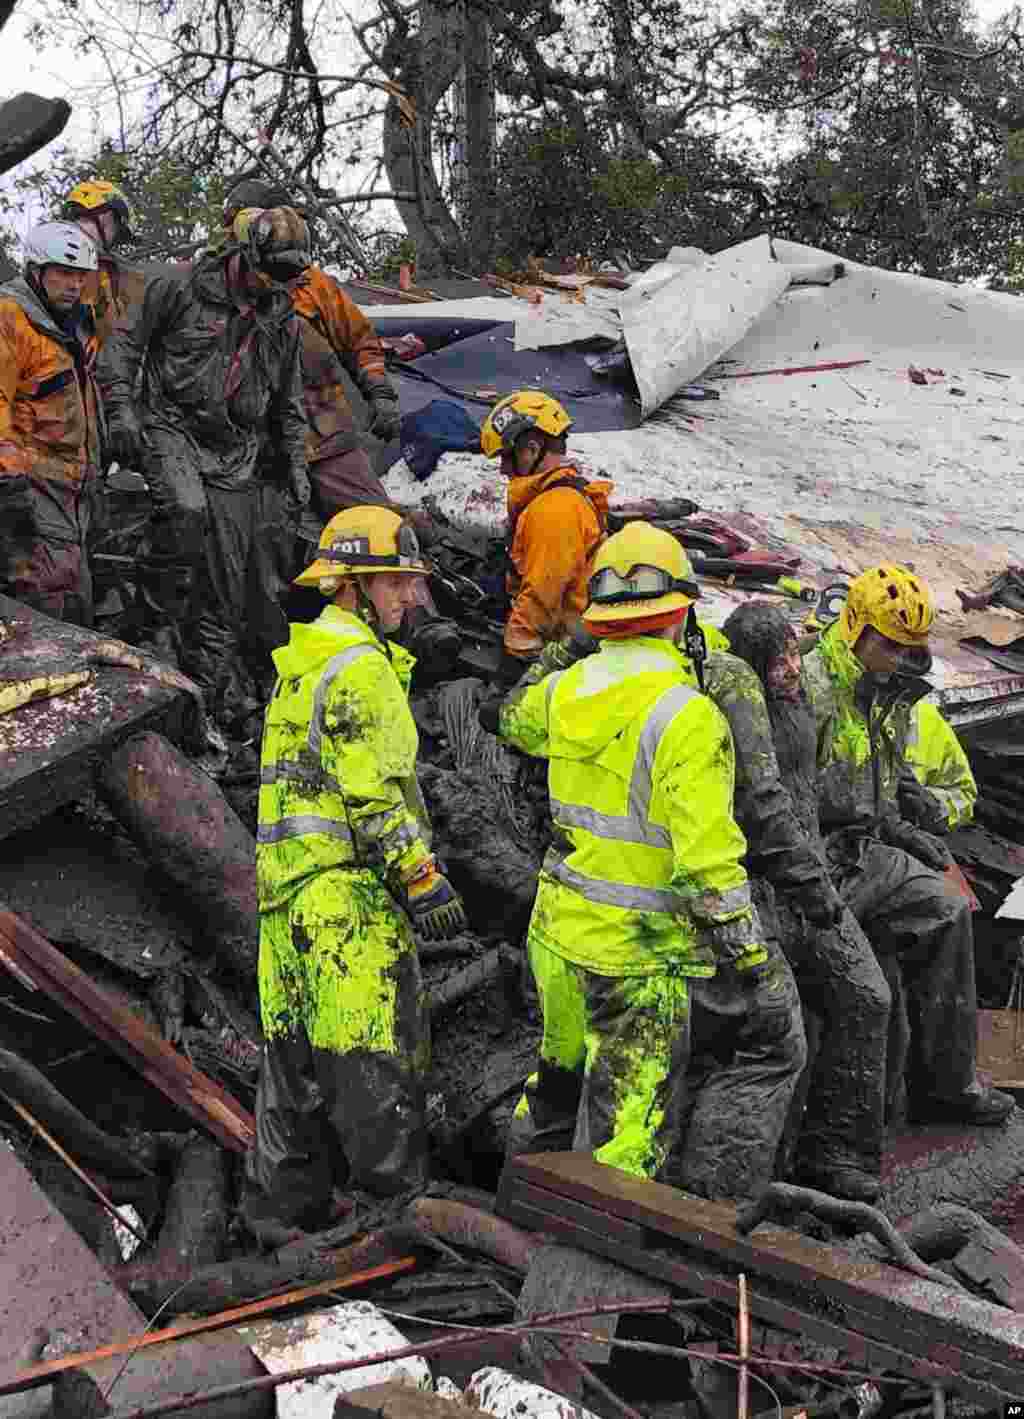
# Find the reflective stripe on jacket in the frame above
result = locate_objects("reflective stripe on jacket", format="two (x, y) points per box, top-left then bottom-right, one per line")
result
(257, 605), (433, 911)
(803, 621), (914, 829)
(498, 636), (763, 977)
(504, 458), (611, 660)
(0, 278), (100, 487)
(907, 700), (976, 829)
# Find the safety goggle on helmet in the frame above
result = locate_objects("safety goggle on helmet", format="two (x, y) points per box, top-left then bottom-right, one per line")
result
(583, 522), (700, 624)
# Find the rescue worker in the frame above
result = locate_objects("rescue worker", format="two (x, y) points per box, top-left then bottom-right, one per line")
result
(244, 505), (467, 1241)
(62, 178), (143, 352)
(99, 207), (311, 722)
(487, 523), (805, 1198)
(221, 179), (399, 515)
(803, 565), (1013, 1124)
(480, 390), (611, 681)
(721, 603), (890, 1202)
(903, 699), (977, 833)
(0, 222), (101, 623)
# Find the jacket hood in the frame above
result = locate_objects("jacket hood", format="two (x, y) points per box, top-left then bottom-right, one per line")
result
(818, 620), (864, 690)
(506, 458), (612, 528)
(0, 275), (78, 346)
(271, 605), (415, 684)
(550, 637), (697, 770)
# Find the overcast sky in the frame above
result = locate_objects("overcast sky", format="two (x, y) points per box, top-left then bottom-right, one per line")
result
(1, 0), (1018, 236)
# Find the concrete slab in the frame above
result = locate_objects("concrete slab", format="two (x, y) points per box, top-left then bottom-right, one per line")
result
(0, 594), (187, 842)
(0, 1140), (146, 1416)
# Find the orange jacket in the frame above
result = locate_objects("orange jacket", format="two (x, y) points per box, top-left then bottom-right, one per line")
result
(0, 278), (100, 488)
(82, 260), (147, 355)
(289, 265), (391, 461)
(505, 457), (611, 659)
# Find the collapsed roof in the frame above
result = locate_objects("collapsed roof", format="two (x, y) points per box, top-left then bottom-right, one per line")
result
(359, 235), (1024, 726)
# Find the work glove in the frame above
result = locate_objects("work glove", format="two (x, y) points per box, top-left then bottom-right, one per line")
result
(897, 773), (948, 836)
(477, 687), (506, 736)
(366, 388), (402, 443)
(105, 407), (143, 468)
(882, 816), (953, 872)
(403, 861), (468, 941)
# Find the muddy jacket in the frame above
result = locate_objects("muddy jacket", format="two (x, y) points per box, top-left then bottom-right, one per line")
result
(505, 458), (611, 660)
(705, 650), (835, 913)
(99, 252), (307, 491)
(803, 621), (915, 829)
(906, 700), (976, 830)
(0, 277), (100, 488)
(290, 265), (391, 463)
(518, 631), (834, 916)
(257, 605), (433, 911)
(498, 635), (763, 977)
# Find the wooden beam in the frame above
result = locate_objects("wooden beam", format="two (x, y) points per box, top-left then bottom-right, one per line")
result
(497, 1153), (1024, 1403)
(0, 912), (254, 1152)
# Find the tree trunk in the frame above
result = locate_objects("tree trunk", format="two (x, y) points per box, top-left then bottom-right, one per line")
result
(462, 1), (496, 270)
(119, 1137), (230, 1314)
(98, 732), (258, 987)
(382, 0), (469, 273)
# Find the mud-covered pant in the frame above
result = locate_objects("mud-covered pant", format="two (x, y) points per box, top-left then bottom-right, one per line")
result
(834, 839), (979, 1111)
(245, 868), (430, 1229)
(310, 448), (391, 520)
(774, 896), (890, 1178)
(0, 474), (93, 625)
(509, 938), (805, 1200)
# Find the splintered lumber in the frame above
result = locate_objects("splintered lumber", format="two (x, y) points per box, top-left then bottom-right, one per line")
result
(0, 1259), (416, 1398)
(0, 593), (188, 841)
(0, 1047), (154, 1180)
(335, 1381), (471, 1419)
(120, 1137), (230, 1312)
(496, 1152), (1024, 1403)
(0, 911), (255, 1152)
(99, 731), (258, 980)
(0, 669), (91, 715)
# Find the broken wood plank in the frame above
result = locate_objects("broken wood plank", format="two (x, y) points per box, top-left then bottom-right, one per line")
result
(0, 1258), (416, 1397)
(0, 593), (187, 841)
(334, 1380), (469, 1419)
(0, 911), (255, 1152)
(497, 1152), (1024, 1402)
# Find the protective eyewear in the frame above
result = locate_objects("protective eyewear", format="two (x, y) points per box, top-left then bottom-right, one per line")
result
(589, 563), (700, 606)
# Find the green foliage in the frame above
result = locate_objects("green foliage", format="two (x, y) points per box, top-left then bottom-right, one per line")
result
(360, 230), (418, 282)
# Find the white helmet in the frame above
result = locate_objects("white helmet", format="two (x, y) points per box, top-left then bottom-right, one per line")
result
(23, 222), (98, 273)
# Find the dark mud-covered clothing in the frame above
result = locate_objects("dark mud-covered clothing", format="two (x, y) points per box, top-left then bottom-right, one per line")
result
(246, 607), (433, 1222)
(0, 278), (101, 622)
(705, 647), (890, 1180)
(804, 621), (983, 1111)
(99, 253), (306, 706)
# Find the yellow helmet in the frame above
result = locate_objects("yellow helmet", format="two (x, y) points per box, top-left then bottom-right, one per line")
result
(839, 564), (934, 648)
(582, 522), (700, 624)
(480, 389), (573, 457)
(63, 179), (136, 242)
(294, 506), (430, 589)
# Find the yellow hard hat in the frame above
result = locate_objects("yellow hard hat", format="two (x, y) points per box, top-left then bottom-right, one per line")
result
(582, 522), (700, 624)
(63, 179), (136, 241)
(294, 506), (430, 589)
(480, 389), (573, 458)
(838, 564), (934, 649)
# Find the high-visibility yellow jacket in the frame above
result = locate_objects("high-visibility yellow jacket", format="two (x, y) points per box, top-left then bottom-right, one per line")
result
(803, 621), (915, 828)
(906, 700), (976, 829)
(498, 635), (763, 977)
(257, 605), (433, 911)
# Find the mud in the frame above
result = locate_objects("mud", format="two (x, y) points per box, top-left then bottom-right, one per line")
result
(882, 1113), (1024, 1228)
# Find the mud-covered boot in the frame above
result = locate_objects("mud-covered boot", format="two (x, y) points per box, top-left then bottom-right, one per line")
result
(911, 1083), (1016, 1127)
(795, 1160), (882, 1204)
